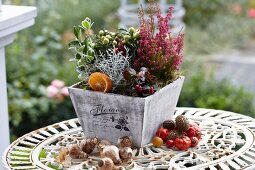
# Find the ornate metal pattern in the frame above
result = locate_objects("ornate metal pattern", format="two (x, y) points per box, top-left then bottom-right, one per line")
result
(2, 108), (255, 170)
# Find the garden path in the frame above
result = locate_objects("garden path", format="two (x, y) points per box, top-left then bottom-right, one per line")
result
(209, 45), (255, 103)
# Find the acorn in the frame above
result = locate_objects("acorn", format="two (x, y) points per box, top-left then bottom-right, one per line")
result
(167, 129), (180, 140)
(80, 137), (98, 154)
(175, 115), (189, 132)
(163, 120), (176, 130)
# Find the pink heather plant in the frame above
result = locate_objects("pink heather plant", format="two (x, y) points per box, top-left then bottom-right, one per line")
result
(133, 2), (184, 84)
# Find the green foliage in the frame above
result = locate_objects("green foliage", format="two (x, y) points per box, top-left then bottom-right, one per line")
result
(183, 0), (224, 27)
(178, 63), (255, 117)
(69, 20), (140, 84)
(6, 40), (76, 138)
(184, 14), (255, 55)
(5, 0), (120, 140)
(39, 149), (47, 159)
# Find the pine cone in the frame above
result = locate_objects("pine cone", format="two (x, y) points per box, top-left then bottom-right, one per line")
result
(175, 115), (189, 132)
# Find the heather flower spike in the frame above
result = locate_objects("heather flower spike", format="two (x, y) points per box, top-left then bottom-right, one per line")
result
(134, 3), (184, 85)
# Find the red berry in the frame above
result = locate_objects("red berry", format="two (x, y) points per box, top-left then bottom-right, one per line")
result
(189, 121), (199, 129)
(174, 136), (191, 150)
(135, 84), (142, 93)
(156, 127), (169, 141)
(190, 137), (199, 147)
(148, 87), (155, 94)
(196, 130), (202, 140)
(166, 140), (174, 148)
(186, 127), (197, 138)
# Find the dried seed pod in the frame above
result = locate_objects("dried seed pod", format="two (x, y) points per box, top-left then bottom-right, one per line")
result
(119, 147), (132, 162)
(80, 137), (98, 154)
(101, 145), (121, 165)
(117, 136), (132, 149)
(68, 144), (81, 159)
(97, 140), (111, 153)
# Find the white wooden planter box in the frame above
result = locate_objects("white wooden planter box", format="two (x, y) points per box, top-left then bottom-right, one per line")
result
(68, 76), (184, 146)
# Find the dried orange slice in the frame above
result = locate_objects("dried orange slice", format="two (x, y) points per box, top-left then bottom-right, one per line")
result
(88, 72), (112, 92)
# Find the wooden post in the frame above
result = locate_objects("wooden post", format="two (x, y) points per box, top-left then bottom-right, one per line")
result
(0, 5), (37, 170)
(0, 47), (10, 160)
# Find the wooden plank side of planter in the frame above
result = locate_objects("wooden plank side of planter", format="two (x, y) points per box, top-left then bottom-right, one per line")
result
(142, 76), (185, 145)
(68, 87), (146, 146)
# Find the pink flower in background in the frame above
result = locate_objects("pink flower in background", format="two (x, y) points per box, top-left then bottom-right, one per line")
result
(51, 80), (65, 88)
(248, 8), (255, 18)
(61, 87), (69, 96)
(47, 80), (69, 101)
(47, 85), (59, 98)
(231, 3), (242, 15)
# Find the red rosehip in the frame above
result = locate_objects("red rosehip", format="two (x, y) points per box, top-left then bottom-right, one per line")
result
(148, 87), (155, 94)
(135, 84), (142, 93)
(196, 130), (202, 140)
(174, 136), (191, 150)
(189, 121), (199, 129)
(166, 140), (174, 148)
(186, 127), (197, 138)
(156, 127), (169, 141)
(190, 137), (199, 147)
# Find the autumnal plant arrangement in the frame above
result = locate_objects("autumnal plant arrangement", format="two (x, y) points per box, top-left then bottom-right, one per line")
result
(68, 1), (185, 147)
(69, 2), (184, 97)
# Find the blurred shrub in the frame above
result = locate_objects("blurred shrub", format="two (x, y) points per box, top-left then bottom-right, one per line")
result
(183, 0), (224, 27)
(184, 14), (255, 55)
(5, 0), (120, 140)
(178, 63), (255, 117)
(6, 36), (76, 139)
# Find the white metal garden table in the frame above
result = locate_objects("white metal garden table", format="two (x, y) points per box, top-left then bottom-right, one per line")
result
(2, 107), (255, 170)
